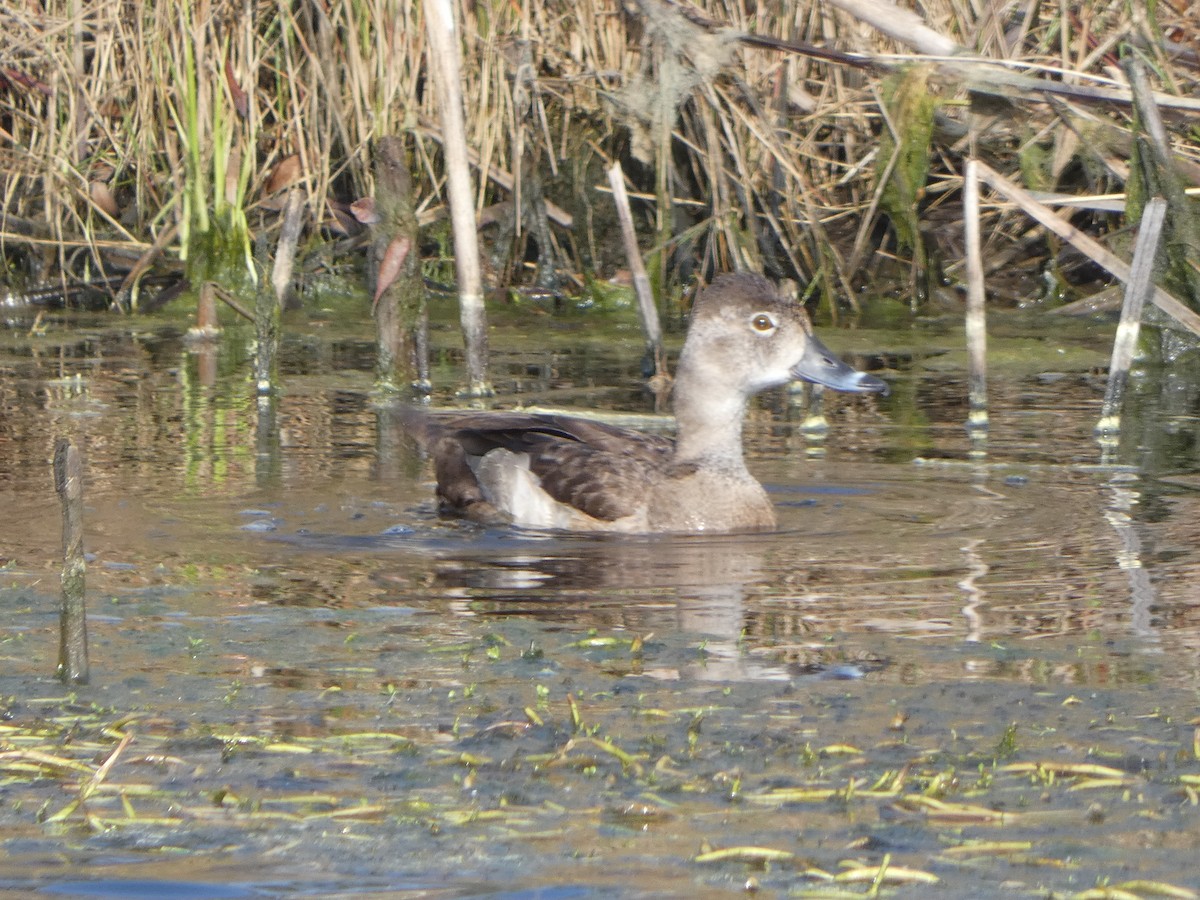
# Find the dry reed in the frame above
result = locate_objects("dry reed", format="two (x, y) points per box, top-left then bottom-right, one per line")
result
(0, 0), (1196, 309)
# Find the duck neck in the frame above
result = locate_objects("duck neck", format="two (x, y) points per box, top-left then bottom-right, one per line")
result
(671, 365), (750, 469)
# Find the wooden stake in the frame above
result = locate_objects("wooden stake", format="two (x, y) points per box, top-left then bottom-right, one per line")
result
(54, 438), (89, 685)
(1096, 197), (1168, 435)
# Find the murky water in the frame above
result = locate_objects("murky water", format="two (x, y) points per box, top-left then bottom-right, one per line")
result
(2, 302), (1200, 898)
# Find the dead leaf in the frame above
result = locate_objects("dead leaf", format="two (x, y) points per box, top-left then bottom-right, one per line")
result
(373, 235), (411, 310)
(351, 197), (379, 225)
(266, 155), (302, 194)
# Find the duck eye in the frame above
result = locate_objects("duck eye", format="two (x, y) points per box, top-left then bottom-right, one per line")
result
(751, 313), (776, 332)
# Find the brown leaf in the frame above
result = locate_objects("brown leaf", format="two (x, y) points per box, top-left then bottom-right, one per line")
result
(2, 66), (53, 96)
(89, 181), (119, 216)
(265, 155), (302, 194)
(224, 57), (249, 119)
(350, 197), (379, 225)
(373, 235), (411, 310)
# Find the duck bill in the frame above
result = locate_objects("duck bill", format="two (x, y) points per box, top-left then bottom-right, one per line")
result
(790, 335), (889, 395)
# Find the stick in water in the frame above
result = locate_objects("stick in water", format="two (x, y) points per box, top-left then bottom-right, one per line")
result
(54, 438), (89, 684)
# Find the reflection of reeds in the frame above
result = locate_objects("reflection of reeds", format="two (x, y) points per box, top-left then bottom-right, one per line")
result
(0, 1), (1196, 306)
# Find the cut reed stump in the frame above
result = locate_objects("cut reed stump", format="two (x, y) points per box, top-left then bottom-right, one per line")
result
(53, 438), (89, 685)
(370, 137), (425, 394)
(1096, 197), (1168, 438)
(962, 159), (988, 435)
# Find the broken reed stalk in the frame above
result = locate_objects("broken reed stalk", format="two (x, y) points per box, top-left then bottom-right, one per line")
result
(423, 0), (490, 396)
(826, 0), (960, 56)
(962, 159), (987, 433)
(972, 161), (1200, 339)
(607, 162), (665, 379)
(256, 189), (303, 396)
(54, 438), (89, 685)
(1096, 197), (1168, 436)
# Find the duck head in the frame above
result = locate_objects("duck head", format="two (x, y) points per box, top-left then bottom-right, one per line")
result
(682, 273), (888, 398)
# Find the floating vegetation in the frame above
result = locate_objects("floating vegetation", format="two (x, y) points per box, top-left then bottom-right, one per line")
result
(694, 845), (796, 864)
(3, 612), (1200, 897)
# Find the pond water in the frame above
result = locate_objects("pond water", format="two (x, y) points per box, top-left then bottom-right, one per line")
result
(2, 299), (1199, 899)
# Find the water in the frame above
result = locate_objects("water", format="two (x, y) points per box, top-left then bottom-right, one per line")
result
(2, 305), (1199, 898)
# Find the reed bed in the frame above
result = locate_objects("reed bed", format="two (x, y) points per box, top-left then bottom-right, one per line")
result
(0, 0), (1197, 310)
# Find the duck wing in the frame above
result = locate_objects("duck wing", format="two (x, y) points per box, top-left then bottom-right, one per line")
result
(417, 411), (675, 522)
(516, 420), (674, 521)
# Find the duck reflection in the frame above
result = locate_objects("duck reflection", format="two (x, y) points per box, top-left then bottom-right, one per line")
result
(428, 531), (805, 682)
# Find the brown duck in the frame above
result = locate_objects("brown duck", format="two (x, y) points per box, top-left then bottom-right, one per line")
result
(411, 273), (887, 533)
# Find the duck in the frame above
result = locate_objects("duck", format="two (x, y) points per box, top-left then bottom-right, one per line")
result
(408, 272), (887, 533)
